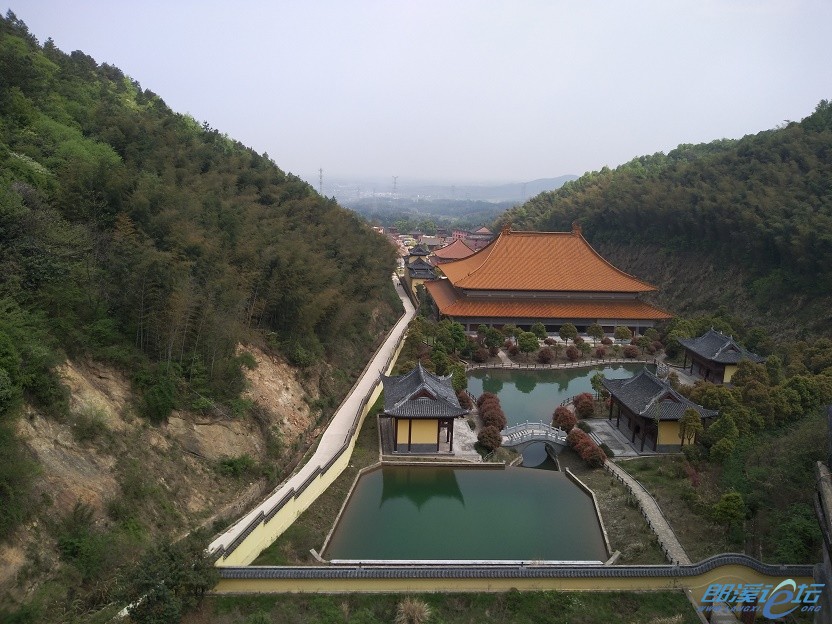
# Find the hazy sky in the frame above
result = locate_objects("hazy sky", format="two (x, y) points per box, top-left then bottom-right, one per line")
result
(10, 1), (832, 184)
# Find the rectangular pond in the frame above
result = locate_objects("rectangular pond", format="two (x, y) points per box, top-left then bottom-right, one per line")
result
(323, 465), (608, 562)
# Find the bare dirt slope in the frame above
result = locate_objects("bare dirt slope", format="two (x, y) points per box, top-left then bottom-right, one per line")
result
(0, 346), (317, 591)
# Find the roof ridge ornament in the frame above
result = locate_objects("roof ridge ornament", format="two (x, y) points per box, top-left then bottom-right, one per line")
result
(501, 223), (512, 235)
(572, 221), (582, 236)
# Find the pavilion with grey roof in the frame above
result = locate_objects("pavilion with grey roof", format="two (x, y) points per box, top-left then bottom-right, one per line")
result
(678, 328), (764, 384)
(380, 363), (468, 453)
(602, 368), (718, 452)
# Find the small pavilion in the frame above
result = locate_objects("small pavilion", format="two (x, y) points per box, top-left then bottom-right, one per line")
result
(678, 329), (764, 384)
(602, 368), (717, 452)
(402, 257), (436, 298)
(380, 364), (468, 453)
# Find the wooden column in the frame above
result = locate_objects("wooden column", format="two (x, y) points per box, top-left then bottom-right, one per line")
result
(394, 418), (399, 451)
(449, 419), (455, 452)
(408, 419), (412, 452)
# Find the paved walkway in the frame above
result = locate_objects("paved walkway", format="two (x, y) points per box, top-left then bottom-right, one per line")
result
(209, 275), (416, 555)
(587, 419), (641, 458)
(604, 460), (691, 565)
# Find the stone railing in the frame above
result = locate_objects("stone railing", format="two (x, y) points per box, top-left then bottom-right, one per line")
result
(466, 357), (657, 372)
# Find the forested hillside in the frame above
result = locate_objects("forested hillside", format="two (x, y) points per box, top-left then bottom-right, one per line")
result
(502, 102), (832, 336)
(0, 12), (399, 619)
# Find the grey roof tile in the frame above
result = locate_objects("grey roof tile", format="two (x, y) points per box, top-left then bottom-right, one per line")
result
(678, 329), (764, 364)
(381, 364), (467, 419)
(601, 368), (717, 421)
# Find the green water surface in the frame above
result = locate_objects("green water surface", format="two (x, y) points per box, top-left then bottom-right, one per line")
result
(324, 465), (608, 561)
(467, 363), (651, 426)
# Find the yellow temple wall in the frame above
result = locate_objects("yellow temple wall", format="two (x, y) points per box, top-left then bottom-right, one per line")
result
(657, 421), (681, 446)
(411, 418), (438, 444)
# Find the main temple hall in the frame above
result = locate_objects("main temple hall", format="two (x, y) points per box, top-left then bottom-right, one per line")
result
(425, 223), (672, 335)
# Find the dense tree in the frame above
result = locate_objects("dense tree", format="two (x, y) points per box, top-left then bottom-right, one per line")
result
(517, 331), (539, 353)
(587, 323), (604, 345)
(678, 408), (703, 446)
(590, 372), (606, 398)
(558, 323), (578, 344)
(530, 322), (547, 339)
(712, 491), (745, 531)
(614, 326), (632, 341)
(483, 326), (504, 349)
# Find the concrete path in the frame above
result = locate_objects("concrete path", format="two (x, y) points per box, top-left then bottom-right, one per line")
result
(209, 275), (416, 555)
(605, 460), (691, 565)
(450, 418), (482, 461)
(588, 419), (640, 458)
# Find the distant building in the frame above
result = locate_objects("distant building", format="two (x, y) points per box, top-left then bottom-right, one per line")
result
(406, 244), (431, 261)
(418, 235), (442, 250)
(425, 223), (672, 335)
(678, 329), (764, 384)
(380, 364), (468, 453)
(602, 368), (718, 452)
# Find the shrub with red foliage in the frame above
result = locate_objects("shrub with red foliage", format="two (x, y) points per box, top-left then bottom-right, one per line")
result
(651, 340), (663, 352)
(478, 426), (503, 452)
(489, 345), (500, 356)
(537, 347), (555, 363)
(476, 392), (498, 408)
(583, 446), (607, 468)
(566, 427), (606, 468)
(480, 407), (507, 430)
(567, 428), (586, 447)
(508, 344), (519, 356)
(472, 347), (490, 363)
(504, 338), (513, 349)
(601, 337), (613, 345)
(457, 391), (473, 410)
(544, 337), (556, 346)
(683, 461), (700, 487)
(573, 393), (595, 418)
(622, 345), (639, 358)
(552, 406), (577, 432)
(565, 345), (580, 361)
(574, 336), (585, 345)
(595, 346), (607, 358)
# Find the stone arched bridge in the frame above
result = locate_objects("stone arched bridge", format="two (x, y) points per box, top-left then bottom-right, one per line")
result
(502, 422), (569, 453)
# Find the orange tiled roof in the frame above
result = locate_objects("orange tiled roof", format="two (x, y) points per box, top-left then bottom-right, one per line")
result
(439, 226), (657, 292)
(425, 279), (672, 321)
(432, 238), (475, 260)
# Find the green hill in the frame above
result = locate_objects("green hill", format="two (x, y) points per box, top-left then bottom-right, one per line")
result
(0, 11), (399, 615)
(0, 9), (399, 413)
(501, 101), (832, 337)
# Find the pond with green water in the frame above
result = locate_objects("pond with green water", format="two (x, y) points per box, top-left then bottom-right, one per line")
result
(323, 465), (608, 561)
(467, 363), (651, 427)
